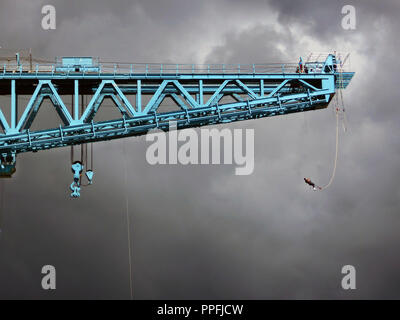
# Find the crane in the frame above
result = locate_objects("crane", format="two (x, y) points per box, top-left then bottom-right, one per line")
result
(0, 53), (354, 197)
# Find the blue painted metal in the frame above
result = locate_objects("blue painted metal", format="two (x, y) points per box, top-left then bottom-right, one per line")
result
(0, 53), (354, 179)
(56, 57), (100, 73)
(70, 161), (83, 197)
(85, 170), (94, 184)
(0, 163), (16, 177)
(0, 153), (16, 177)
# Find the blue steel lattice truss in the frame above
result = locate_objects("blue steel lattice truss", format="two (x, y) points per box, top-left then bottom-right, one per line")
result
(0, 53), (354, 177)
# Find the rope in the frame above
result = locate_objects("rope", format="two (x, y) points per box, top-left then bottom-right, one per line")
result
(123, 140), (134, 300)
(80, 95), (85, 185)
(70, 145), (74, 163)
(307, 64), (347, 192)
(90, 142), (93, 171)
(78, 95), (93, 187)
(318, 109), (339, 190)
(339, 88), (348, 132)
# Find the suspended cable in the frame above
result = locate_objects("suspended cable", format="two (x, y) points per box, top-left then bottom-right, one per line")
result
(339, 85), (348, 133)
(0, 180), (4, 235)
(122, 140), (133, 300)
(318, 109), (339, 190)
(70, 144), (74, 164)
(304, 108), (340, 191)
(80, 95), (94, 187)
(90, 142), (93, 171)
(304, 62), (348, 192)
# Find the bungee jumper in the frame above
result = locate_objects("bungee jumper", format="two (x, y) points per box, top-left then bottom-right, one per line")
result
(304, 178), (321, 191)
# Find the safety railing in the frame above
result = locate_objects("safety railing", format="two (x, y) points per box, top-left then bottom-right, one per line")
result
(0, 61), (301, 75)
(0, 58), (350, 76)
(307, 52), (351, 69)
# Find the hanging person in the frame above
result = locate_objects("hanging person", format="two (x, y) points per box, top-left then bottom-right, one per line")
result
(304, 178), (321, 191)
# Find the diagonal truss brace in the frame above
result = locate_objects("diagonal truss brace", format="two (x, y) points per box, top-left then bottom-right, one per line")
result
(0, 73), (336, 154)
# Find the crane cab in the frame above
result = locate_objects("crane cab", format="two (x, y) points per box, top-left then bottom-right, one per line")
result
(55, 57), (100, 73)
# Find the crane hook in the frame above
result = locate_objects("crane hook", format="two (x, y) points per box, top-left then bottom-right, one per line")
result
(70, 161), (83, 198)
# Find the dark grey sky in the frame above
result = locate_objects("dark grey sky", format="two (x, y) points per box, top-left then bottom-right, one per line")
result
(1, 0), (400, 299)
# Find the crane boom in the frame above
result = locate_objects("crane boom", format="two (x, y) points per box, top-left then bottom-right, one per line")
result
(0, 53), (354, 183)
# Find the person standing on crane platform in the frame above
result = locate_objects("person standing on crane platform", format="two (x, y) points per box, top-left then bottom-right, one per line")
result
(296, 57), (308, 73)
(298, 57), (303, 73)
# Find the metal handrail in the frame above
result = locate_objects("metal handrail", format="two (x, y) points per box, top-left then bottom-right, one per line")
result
(0, 59), (349, 75)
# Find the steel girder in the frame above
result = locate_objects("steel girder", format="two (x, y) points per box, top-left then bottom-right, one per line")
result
(0, 76), (338, 155)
